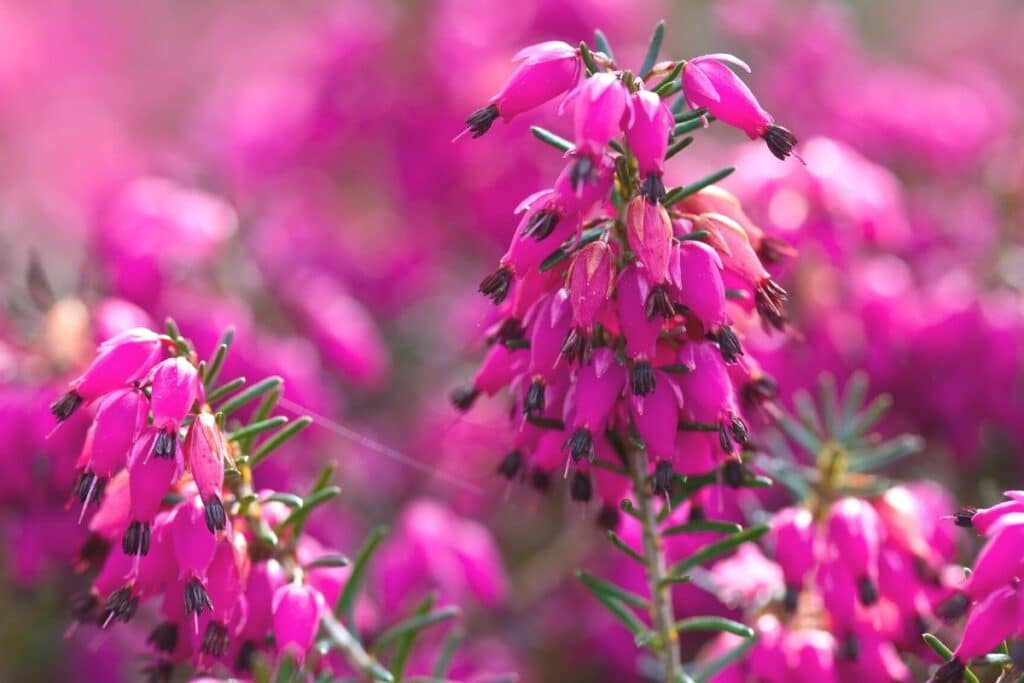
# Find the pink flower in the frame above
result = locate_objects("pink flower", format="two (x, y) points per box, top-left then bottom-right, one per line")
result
(148, 357), (202, 458)
(569, 72), (629, 159)
(124, 429), (179, 556)
(272, 581), (325, 663)
(626, 197), (673, 295)
(184, 411), (228, 533)
(171, 496), (219, 629)
(73, 387), (146, 511)
(564, 241), (615, 362)
(617, 265), (663, 396)
(668, 241), (730, 348)
(625, 90), (674, 201)
(929, 584), (1024, 683)
(565, 348), (625, 462)
(463, 41), (581, 138)
(681, 54), (798, 160)
(768, 506), (817, 605)
(825, 497), (882, 605)
(51, 327), (166, 421)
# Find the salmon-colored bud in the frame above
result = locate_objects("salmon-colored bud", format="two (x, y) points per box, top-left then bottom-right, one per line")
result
(185, 411), (228, 533)
(627, 197), (673, 285)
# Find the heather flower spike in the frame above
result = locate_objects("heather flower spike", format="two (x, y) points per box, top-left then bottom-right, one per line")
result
(681, 54), (800, 161)
(462, 41), (581, 138)
(49, 322), (453, 680)
(457, 24), (798, 682)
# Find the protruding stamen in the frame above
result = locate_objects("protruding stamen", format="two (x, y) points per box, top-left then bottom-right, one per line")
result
(450, 386), (479, 412)
(122, 520), (151, 556)
(464, 104), (499, 139)
(857, 576), (878, 606)
(755, 279), (788, 331)
(497, 451), (523, 480)
(51, 391), (83, 421)
(953, 507), (977, 528)
(147, 621), (179, 654)
(640, 174), (666, 203)
(570, 471), (592, 502)
(479, 267), (513, 305)
(569, 155), (595, 191)
(101, 586), (140, 627)
(523, 380), (546, 416)
(761, 124), (798, 161)
(630, 360), (656, 396)
(596, 504), (620, 529)
(183, 577), (214, 619)
(153, 430), (176, 459)
(645, 284), (675, 320)
(203, 496), (227, 533)
(565, 428), (595, 463)
(201, 621), (230, 657)
(715, 326), (743, 363)
(530, 469), (551, 492)
(523, 210), (560, 241)
(653, 460), (674, 496)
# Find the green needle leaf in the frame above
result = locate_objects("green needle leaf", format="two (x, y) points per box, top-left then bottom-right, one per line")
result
(672, 118), (708, 137)
(651, 60), (685, 96)
(249, 416), (313, 467)
(665, 136), (694, 160)
(674, 107), (708, 123)
(848, 434), (924, 473)
(577, 570), (650, 609)
(372, 606), (460, 653)
(593, 29), (614, 60)
(848, 393), (893, 438)
(668, 524), (770, 577)
(538, 225), (606, 272)
(639, 20), (665, 76)
(277, 485), (341, 537)
(228, 416), (289, 443)
(531, 126), (574, 152)
(337, 526), (390, 630)
(205, 377), (246, 404)
(693, 633), (758, 683)
(664, 167), (736, 207)
(606, 529), (646, 564)
(263, 492), (303, 508)
(579, 42), (599, 75)
(663, 520), (743, 535)
(305, 553), (351, 570)
(922, 633), (981, 683)
(217, 376), (283, 416)
(675, 617), (754, 639)
(432, 627), (465, 680)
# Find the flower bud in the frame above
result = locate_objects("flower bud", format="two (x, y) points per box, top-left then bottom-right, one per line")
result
(626, 90), (674, 201)
(570, 73), (629, 158)
(149, 357), (202, 458)
(463, 41), (581, 138)
(769, 506), (817, 594)
(51, 327), (165, 421)
(826, 497), (881, 605)
(681, 54), (798, 160)
(565, 349), (625, 462)
(272, 581), (325, 662)
(963, 513), (1024, 599)
(564, 241), (615, 362)
(617, 265), (663, 396)
(185, 411), (228, 533)
(627, 197), (673, 287)
(240, 559), (287, 641)
(668, 240), (727, 334)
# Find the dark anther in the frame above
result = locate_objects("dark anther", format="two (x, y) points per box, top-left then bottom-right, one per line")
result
(715, 326), (744, 363)
(561, 327), (590, 365)
(494, 318), (526, 346)
(755, 279), (789, 331)
(653, 460), (674, 496)
(450, 385), (479, 412)
(523, 379), (546, 416)
(645, 284), (675, 320)
(839, 632), (859, 661)
(102, 586), (139, 626)
(530, 468), (551, 492)
(953, 507), (977, 528)
(722, 460), (746, 488)
(783, 584), (799, 613)
(122, 520), (151, 556)
(72, 470), (97, 503)
(689, 505), (706, 521)
(201, 621), (230, 657)
(718, 424), (734, 455)
(741, 375), (779, 410)
(570, 471), (592, 502)
(596, 504), (620, 529)
(1010, 641), (1024, 668)
(497, 451), (523, 480)
(141, 660), (174, 683)
(236, 640), (258, 673)
(729, 415), (749, 446)
(184, 577), (214, 616)
(630, 360), (656, 396)
(479, 266), (513, 305)
(51, 390), (83, 421)
(565, 428), (595, 463)
(70, 592), (99, 622)
(147, 621), (179, 654)
(569, 155), (595, 191)
(154, 430), (176, 459)
(75, 533), (111, 572)
(640, 174), (666, 203)
(928, 659), (966, 683)
(857, 576), (878, 606)
(761, 124), (798, 161)
(758, 236), (796, 265)
(936, 592), (969, 621)
(523, 209), (560, 241)
(465, 104), (499, 138)
(204, 496), (227, 533)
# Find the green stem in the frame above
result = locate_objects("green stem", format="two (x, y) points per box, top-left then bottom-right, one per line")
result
(629, 448), (683, 681)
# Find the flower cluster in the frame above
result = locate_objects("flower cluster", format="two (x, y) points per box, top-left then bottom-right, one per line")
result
(52, 325), (361, 678)
(453, 37), (797, 514)
(927, 491), (1024, 682)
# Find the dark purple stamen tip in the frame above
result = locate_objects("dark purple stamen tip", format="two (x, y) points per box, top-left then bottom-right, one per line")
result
(560, 327), (591, 365)
(755, 279), (789, 331)
(640, 173), (666, 203)
(450, 385), (479, 412)
(762, 124), (798, 160)
(596, 504), (620, 530)
(70, 592), (99, 622)
(953, 507), (977, 528)
(630, 360), (656, 396)
(715, 325), (744, 363)
(497, 451), (523, 480)
(645, 284), (676, 320)
(783, 584), (800, 613)
(565, 427), (595, 463)
(147, 621), (179, 654)
(722, 460), (746, 488)
(530, 468), (552, 492)
(465, 104), (499, 138)
(653, 460), (674, 495)
(857, 576), (878, 606)
(201, 620), (230, 657)
(184, 577), (213, 616)
(204, 496), (227, 533)
(569, 155), (595, 191)
(51, 390), (83, 421)
(236, 640), (258, 673)
(936, 592), (969, 621)
(741, 375), (779, 409)
(122, 520), (151, 556)
(523, 209), (560, 241)
(102, 585), (140, 627)
(153, 430), (176, 459)
(928, 659), (966, 683)
(570, 471), (592, 502)
(523, 379), (546, 416)
(479, 267), (513, 304)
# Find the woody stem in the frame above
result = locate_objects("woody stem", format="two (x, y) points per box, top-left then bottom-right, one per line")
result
(629, 448), (685, 682)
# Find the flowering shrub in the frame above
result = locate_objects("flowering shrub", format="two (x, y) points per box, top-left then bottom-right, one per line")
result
(452, 23), (805, 681)
(53, 323), (473, 682)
